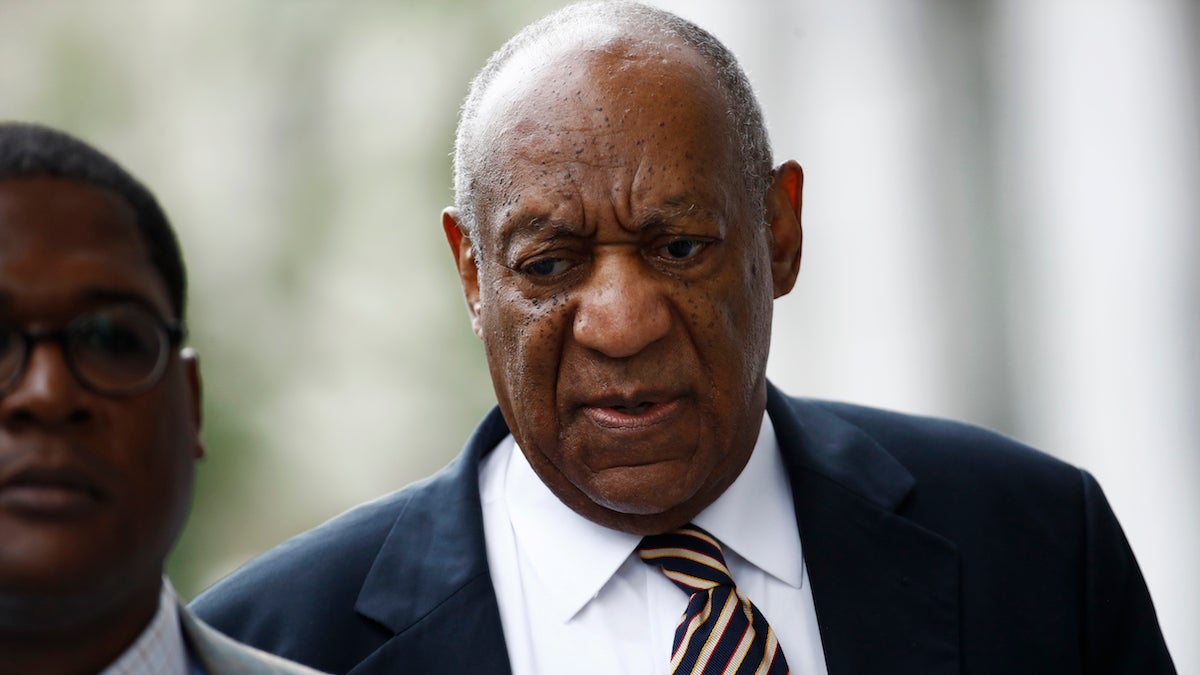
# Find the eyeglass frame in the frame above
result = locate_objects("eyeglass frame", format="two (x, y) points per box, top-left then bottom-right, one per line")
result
(0, 305), (186, 398)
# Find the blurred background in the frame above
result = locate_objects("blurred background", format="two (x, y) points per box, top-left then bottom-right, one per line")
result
(2, 0), (1195, 669)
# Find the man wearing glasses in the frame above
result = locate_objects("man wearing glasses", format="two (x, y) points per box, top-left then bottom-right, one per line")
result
(0, 122), (322, 674)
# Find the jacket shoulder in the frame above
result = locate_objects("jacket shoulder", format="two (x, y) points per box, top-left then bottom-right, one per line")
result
(795, 397), (1080, 483)
(778, 396), (1176, 671)
(194, 487), (409, 609)
(774, 395), (1088, 537)
(188, 467), (460, 673)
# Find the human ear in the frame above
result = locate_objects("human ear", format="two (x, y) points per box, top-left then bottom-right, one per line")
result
(442, 208), (484, 338)
(764, 160), (804, 298)
(180, 348), (206, 460)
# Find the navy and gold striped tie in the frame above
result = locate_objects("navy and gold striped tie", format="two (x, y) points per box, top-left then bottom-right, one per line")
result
(638, 524), (790, 675)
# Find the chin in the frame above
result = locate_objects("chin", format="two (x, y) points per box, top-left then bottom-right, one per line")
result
(600, 508), (697, 537)
(583, 489), (704, 534)
(588, 474), (698, 515)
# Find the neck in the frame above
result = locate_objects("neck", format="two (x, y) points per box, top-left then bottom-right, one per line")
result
(0, 579), (161, 675)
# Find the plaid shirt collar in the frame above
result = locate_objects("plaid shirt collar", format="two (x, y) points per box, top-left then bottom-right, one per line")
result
(100, 578), (189, 675)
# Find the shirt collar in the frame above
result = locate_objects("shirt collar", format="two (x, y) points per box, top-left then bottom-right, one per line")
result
(504, 411), (802, 623)
(504, 434), (641, 623)
(693, 415), (804, 589)
(100, 578), (188, 675)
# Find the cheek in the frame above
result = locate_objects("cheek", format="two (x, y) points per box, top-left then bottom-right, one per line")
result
(97, 395), (196, 567)
(137, 401), (196, 510)
(479, 272), (572, 412)
(692, 256), (773, 399)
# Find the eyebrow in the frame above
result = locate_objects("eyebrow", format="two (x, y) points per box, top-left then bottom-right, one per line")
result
(638, 198), (724, 229)
(503, 217), (578, 239)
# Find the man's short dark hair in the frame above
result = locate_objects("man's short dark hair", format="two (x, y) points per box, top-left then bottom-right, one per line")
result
(0, 121), (187, 320)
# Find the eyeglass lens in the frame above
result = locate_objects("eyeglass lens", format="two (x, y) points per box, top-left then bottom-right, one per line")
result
(0, 305), (171, 395)
(0, 330), (20, 388)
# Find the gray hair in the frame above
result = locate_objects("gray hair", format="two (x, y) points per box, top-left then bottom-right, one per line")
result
(451, 1), (774, 244)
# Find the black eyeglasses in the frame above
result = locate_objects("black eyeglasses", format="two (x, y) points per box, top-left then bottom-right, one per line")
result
(0, 304), (185, 397)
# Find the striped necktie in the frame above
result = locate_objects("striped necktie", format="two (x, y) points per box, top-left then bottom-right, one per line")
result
(638, 524), (790, 675)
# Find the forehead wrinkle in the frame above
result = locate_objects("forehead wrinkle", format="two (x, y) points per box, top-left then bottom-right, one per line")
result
(506, 216), (584, 240)
(482, 36), (736, 248)
(496, 197), (590, 247)
(504, 115), (631, 171)
(627, 144), (730, 227)
(496, 150), (730, 243)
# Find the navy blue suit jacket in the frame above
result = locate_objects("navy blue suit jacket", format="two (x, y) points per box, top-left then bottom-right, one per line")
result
(191, 384), (1175, 674)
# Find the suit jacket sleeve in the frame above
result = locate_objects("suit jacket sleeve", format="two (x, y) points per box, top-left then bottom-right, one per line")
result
(1080, 470), (1175, 674)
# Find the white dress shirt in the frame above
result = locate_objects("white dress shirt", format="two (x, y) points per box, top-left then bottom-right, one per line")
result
(101, 578), (189, 675)
(479, 413), (828, 675)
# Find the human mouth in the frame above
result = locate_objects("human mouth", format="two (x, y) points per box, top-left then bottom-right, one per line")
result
(583, 396), (683, 430)
(0, 466), (104, 516)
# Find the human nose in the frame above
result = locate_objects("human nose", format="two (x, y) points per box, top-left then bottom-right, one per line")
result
(572, 254), (671, 358)
(0, 341), (93, 428)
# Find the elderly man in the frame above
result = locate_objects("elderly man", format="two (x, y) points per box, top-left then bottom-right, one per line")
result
(0, 122), (323, 674)
(192, 2), (1175, 674)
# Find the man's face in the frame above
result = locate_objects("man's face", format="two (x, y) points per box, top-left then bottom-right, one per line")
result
(446, 40), (802, 534)
(0, 178), (202, 625)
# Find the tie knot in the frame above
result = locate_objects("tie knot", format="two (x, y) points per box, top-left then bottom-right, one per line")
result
(638, 523), (735, 593)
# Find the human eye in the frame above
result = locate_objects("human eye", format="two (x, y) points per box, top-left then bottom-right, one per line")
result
(71, 308), (161, 362)
(521, 257), (575, 278)
(80, 321), (152, 357)
(658, 238), (708, 261)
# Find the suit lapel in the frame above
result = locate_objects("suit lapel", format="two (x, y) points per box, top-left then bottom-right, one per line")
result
(350, 408), (514, 675)
(768, 385), (961, 674)
(181, 601), (324, 674)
